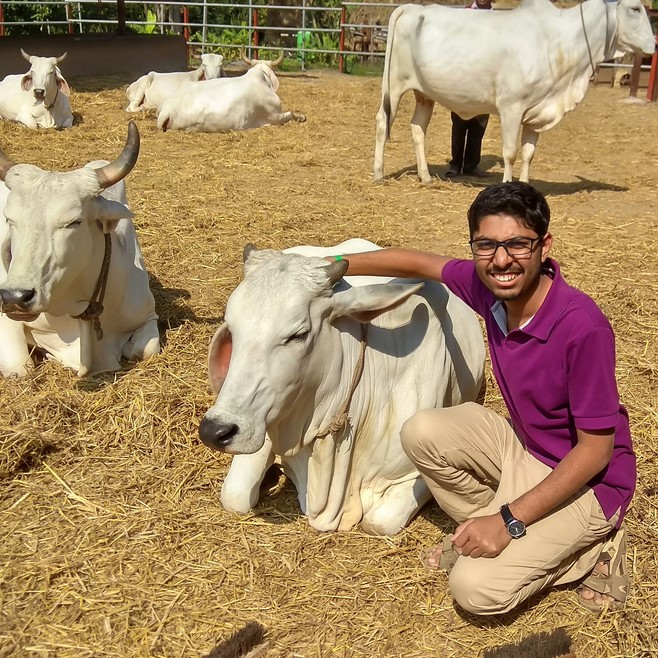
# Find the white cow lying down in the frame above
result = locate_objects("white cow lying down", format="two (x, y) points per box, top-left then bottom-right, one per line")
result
(125, 53), (226, 112)
(0, 121), (160, 377)
(0, 50), (73, 129)
(156, 59), (306, 133)
(199, 239), (485, 535)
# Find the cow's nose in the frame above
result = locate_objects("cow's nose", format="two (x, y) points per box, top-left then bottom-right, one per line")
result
(199, 416), (239, 450)
(0, 288), (36, 309)
(34, 88), (45, 98)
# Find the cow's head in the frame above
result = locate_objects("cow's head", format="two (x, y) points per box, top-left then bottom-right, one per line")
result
(0, 122), (140, 320)
(199, 246), (423, 455)
(200, 53), (225, 80)
(614, 0), (656, 57)
(20, 50), (70, 106)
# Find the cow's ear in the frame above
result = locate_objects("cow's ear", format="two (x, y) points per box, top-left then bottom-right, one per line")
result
(90, 197), (133, 233)
(55, 68), (71, 96)
(208, 322), (232, 395)
(330, 282), (424, 323)
(21, 74), (33, 92)
(194, 66), (204, 81)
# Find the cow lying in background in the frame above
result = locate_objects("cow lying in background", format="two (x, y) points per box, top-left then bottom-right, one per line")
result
(156, 50), (306, 132)
(125, 52), (226, 112)
(0, 121), (160, 377)
(199, 239), (485, 535)
(0, 50), (73, 129)
(374, 0), (656, 183)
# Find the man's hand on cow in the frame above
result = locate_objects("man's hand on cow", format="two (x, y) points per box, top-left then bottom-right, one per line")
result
(451, 514), (512, 559)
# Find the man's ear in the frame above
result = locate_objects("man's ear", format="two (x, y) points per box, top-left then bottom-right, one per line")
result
(330, 282), (424, 323)
(541, 233), (553, 260)
(208, 323), (232, 395)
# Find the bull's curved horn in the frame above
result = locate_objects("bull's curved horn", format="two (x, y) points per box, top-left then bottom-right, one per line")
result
(56, 52), (68, 64)
(325, 258), (349, 286)
(0, 147), (16, 181)
(240, 46), (255, 67)
(269, 50), (285, 69)
(20, 48), (33, 63)
(243, 243), (257, 262)
(94, 121), (140, 189)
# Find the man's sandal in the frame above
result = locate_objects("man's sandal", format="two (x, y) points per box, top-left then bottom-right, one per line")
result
(421, 535), (460, 573)
(577, 527), (629, 613)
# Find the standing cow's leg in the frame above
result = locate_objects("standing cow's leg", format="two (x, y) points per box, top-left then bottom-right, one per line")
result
(519, 125), (540, 184)
(220, 437), (275, 513)
(410, 91), (435, 183)
(498, 107), (523, 183)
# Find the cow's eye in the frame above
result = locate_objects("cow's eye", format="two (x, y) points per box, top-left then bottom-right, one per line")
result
(285, 329), (309, 344)
(65, 219), (83, 228)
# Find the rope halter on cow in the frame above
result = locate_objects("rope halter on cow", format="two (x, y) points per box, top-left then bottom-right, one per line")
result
(316, 323), (369, 441)
(73, 232), (112, 340)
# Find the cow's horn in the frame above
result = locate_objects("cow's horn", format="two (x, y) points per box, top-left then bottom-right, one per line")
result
(240, 46), (255, 67)
(0, 147), (16, 181)
(243, 243), (257, 262)
(20, 48), (33, 63)
(269, 51), (285, 68)
(325, 258), (349, 286)
(56, 52), (68, 63)
(94, 121), (140, 189)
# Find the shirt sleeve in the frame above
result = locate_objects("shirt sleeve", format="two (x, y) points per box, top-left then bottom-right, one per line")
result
(567, 325), (620, 431)
(442, 258), (491, 318)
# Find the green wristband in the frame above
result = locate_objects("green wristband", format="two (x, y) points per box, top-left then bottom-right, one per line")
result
(334, 255), (344, 261)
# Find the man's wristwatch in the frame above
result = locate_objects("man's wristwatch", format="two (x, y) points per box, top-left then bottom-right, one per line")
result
(500, 503), (526, 539)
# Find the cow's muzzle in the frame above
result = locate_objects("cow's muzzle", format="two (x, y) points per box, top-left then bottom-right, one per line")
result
(199, 416), (239, 451)
(0, 287), (37, 310)
(33, 88), (46, 100)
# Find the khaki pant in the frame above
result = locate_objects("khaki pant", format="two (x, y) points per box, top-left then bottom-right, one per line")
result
(401, 402), (617, 615)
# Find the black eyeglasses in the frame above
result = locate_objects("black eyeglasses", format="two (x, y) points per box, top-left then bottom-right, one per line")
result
(469, 236), (544, 257)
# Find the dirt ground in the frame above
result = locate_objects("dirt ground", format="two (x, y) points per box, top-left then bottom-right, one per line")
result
(0, 70), (657, 658)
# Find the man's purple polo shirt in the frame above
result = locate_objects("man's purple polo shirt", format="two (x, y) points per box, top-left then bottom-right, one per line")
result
(443, 257), (635, 525)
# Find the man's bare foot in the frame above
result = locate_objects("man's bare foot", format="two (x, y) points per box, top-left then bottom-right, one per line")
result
(578, 560), (619, 609)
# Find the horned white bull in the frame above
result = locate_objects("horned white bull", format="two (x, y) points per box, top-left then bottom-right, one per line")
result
(0, 121), (160, 377)
(125, 53), (226, 112)
(199, 240), (485, 535)
(374, 0), (656, 183)
(0, 50), (73, 129)
(156, 51), (306, 132)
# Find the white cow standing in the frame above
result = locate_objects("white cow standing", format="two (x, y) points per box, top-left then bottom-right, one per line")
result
(0, 50), (73, 129)
(0, 121), (160, 377)
(156, 51), (306, 133)
(374, 0), (656, 183)
(199, 240), (485, 536)
(125, 53), (226, 112)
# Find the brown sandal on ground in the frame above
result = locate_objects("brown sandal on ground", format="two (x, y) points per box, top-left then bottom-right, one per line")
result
(421, 535), (460, 573)
(577, 526), (629, 613)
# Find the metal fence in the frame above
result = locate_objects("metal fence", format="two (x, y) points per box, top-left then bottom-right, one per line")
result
(0, 0), (401, 72)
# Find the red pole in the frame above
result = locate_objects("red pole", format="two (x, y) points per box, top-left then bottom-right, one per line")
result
(66, 2), (74, 34)
(338, 5), (346, 74)
(647, 34), (658, 102)
(252, 9), (259, 60)
(0, 1), (5, 37)
(183, 5), (190, 67)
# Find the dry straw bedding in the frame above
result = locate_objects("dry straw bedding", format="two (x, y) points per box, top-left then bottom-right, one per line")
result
(0, 72), (656, 658)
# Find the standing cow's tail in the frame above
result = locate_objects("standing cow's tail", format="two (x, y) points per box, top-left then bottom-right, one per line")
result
(381, 6), (405, 141)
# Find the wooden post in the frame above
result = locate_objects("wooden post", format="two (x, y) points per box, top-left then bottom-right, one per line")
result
(338, 4), (346, 74)
(117, 0), (126, 36)
(183, 5), (190, 67)
(628, 54), (642, 98)
(0, 1), (5, 37)
(252, 9), (259, 60)
(647, 35), (658, 102)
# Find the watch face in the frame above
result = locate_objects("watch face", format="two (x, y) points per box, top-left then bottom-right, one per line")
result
(507, 519), (526, 539)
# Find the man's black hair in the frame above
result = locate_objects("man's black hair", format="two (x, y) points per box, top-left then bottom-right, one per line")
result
(467, 182), (550, 237)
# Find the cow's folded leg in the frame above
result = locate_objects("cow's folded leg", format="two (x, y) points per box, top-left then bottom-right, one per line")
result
(122, 318), (161, 361)
(360, 476), (432, 536)
(220, 438), (275, 513)
(269, 111), (305, 126)
(410, 91), (435, 183)
(0, 316), (31, 377)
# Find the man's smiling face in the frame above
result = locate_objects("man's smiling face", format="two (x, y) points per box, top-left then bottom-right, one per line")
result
(471, 213), (552, 303)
